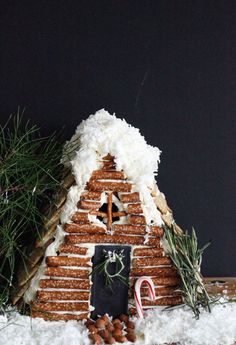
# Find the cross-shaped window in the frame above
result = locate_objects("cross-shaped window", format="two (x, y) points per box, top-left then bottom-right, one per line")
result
(93, 192), (126, 229)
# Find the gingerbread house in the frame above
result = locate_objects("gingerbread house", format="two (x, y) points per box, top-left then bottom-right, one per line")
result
(12, 110), (183, 321)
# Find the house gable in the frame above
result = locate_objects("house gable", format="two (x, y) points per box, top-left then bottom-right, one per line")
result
(12, 110), (183, 320)
(28, 154), (181, 321)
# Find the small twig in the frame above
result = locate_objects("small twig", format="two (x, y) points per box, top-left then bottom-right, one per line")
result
(0, 185), (24, 196)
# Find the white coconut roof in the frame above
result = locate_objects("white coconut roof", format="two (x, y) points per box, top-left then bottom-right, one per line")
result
(62, 109), (161, 188)
(62, 109), (163, 225)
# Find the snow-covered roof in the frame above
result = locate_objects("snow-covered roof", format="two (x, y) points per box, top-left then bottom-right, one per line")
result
(62, 109), (161, 190)
(61, 109), (163, 226)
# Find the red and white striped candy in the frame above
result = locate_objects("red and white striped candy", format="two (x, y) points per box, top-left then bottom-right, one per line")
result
(134, 276), (156, 318)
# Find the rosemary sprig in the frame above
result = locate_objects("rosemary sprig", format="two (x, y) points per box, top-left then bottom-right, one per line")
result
(164, 225), (216, 318)
(0, 110), (63, 309)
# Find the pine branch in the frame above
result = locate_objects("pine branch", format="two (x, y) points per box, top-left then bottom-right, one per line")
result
(0, 109), (63, 309)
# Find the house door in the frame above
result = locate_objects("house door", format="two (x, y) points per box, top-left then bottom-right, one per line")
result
(90, 245), (131, 319)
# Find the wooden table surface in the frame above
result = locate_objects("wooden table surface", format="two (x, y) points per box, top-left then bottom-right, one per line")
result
(204, 277), (236, 299)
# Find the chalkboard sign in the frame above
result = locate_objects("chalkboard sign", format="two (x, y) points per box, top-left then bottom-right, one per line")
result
(90, 245), (131, 319)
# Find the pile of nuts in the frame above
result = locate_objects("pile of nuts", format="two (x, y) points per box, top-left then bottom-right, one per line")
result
(85, 314), (136, 344)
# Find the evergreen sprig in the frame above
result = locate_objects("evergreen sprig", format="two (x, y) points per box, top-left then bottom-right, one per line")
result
(0, 110), (63, 309)
(164, 226), (216, 318)
(91, 250), (128, 291)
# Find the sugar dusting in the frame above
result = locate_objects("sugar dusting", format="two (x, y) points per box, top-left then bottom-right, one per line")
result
(1, 301), (236, 345)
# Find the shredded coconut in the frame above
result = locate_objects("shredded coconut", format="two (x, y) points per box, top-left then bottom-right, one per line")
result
(62, 109), (163, 225)
(62, 109), (161, 186)
(0, 310), (90, 345)
(135, 301), (236, 345)
(1, 301), (236, 345)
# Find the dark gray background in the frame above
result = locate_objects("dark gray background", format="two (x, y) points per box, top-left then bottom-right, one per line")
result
(0, 1), (235, 276)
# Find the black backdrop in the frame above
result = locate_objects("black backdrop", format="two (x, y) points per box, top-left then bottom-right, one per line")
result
(0, 1), (235, 276)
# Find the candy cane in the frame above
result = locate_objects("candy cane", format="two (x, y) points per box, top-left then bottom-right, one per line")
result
(134, 276), (156, 318)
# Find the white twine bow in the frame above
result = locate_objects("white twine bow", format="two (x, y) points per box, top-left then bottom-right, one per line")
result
(103, 250), (125, 278)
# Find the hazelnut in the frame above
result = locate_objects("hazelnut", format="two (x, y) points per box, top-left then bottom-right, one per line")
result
(88, 325), (98, 334)
(119, 314), (129, 323)
(98, 329), (109, 339)
(106, 323), (115, 332)
(95, 318), (106, 329)
(114, 322), (123, 330)
(89, 333), (103, 345)
(112, 318), (121, 325)
(113, 335), (127, 343)
(126, 333), (137, 342)
(85, 318), (94, 327)
(101, 314), (110, 325)
(126, 321), (135, 329)
(112, 328), (122, 337)
(124, 327), (135, 334)
(106, 335), (116, 344)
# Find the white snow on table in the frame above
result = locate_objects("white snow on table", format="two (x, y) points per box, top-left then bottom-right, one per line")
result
(0, 301), (236, 345)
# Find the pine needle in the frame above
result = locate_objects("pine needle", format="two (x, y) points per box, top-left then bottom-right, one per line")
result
(0, 109), (63, 309)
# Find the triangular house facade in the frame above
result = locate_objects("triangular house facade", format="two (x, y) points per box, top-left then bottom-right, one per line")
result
(13, 110), (183, 321)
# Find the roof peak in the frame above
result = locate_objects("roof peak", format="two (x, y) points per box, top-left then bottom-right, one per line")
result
(62, 109), (161, 177)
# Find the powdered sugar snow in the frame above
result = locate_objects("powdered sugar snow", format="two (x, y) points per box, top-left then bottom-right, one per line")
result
(1, 301), (236, 345)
